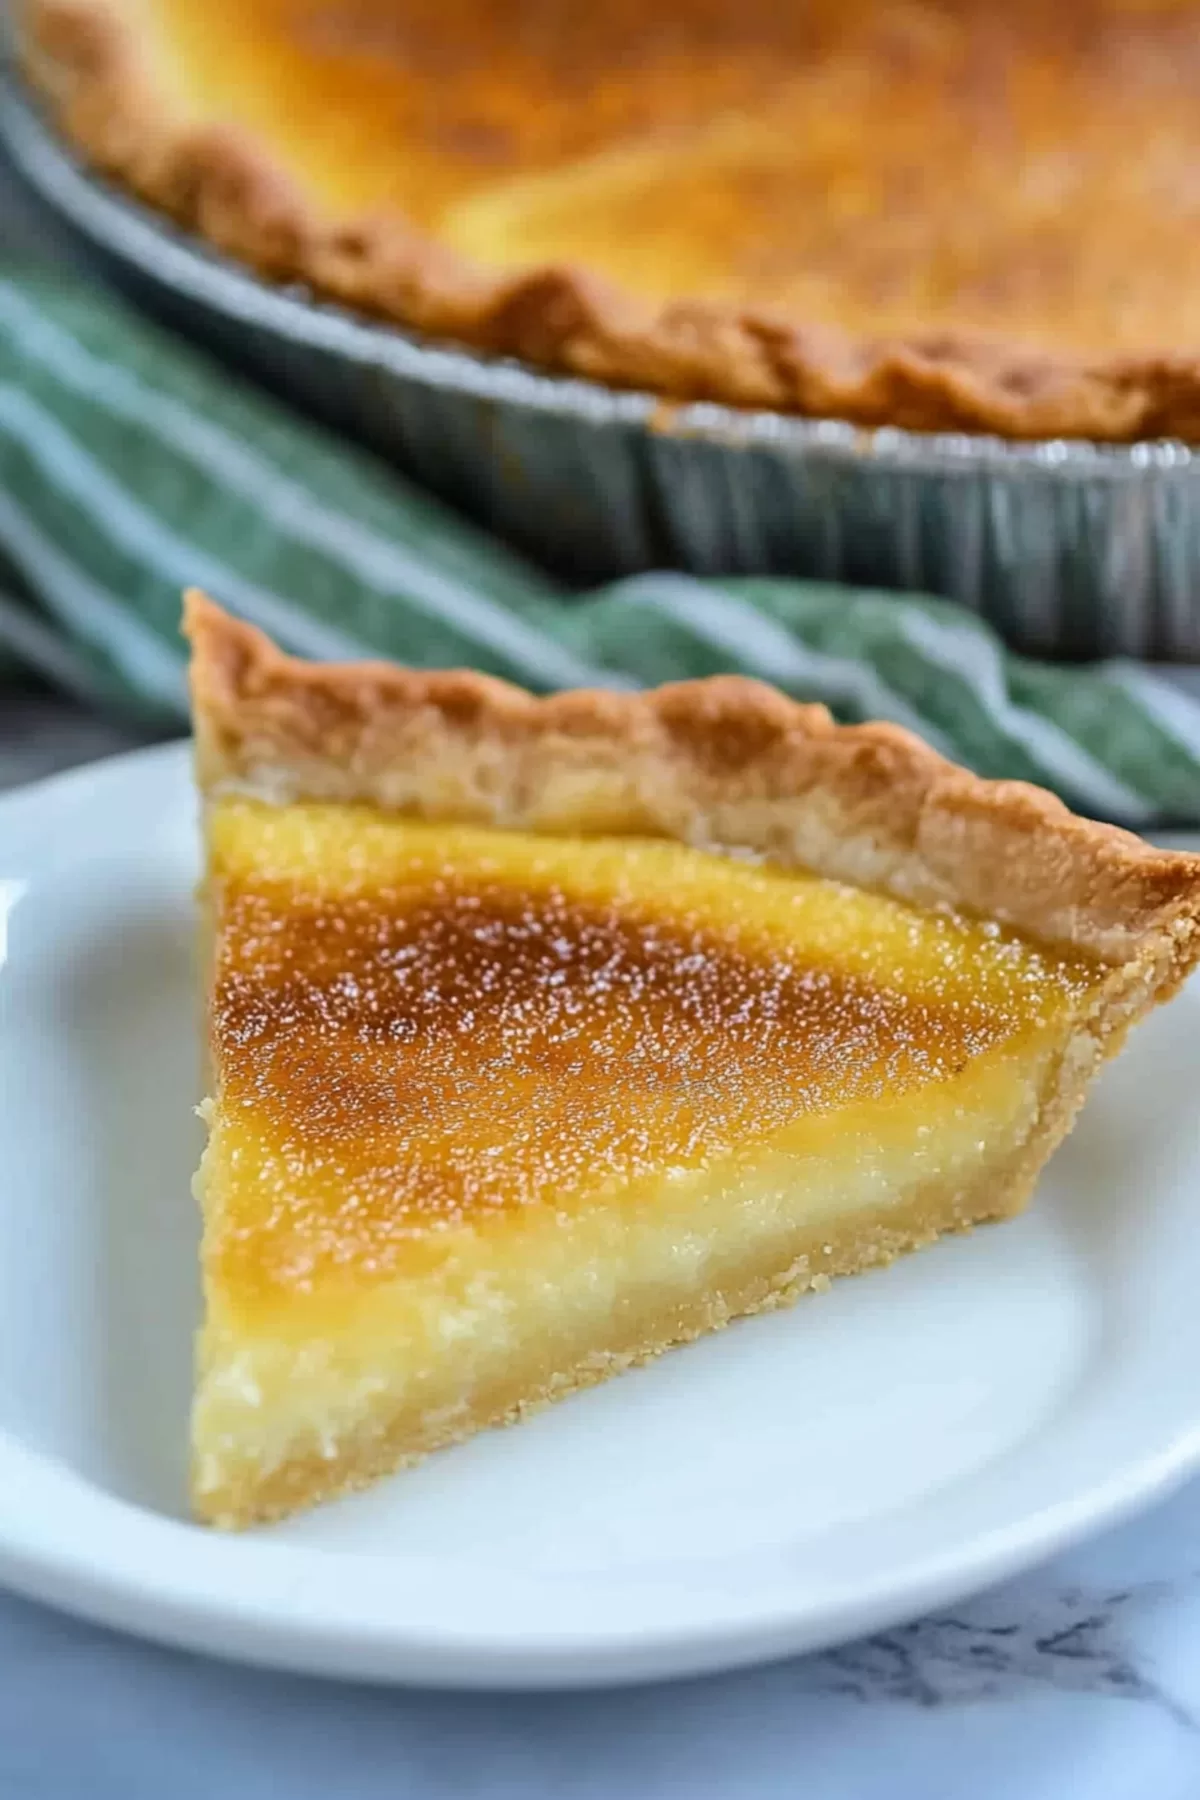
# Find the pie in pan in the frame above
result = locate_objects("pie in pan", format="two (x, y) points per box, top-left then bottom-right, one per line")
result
(21, 1), (1200, 440)
(186, 592), (1200, 1526)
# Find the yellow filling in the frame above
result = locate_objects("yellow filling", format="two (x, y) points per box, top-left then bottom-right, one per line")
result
(195, 797), (1098, 1503)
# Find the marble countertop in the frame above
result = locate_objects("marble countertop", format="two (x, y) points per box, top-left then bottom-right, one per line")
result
(4, 694), (1200, 1800)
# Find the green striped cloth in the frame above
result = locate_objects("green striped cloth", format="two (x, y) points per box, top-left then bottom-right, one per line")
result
(2, 267), (1200, 828)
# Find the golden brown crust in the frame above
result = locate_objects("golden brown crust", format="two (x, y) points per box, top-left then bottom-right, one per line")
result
(183, 591), (1200, 969)
(21, 0), (1200, 443)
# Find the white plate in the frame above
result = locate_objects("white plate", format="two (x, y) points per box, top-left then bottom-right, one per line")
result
(2, 742), (1199, 1690)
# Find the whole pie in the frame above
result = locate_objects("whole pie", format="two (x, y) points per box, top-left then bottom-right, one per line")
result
(186, 592), (1200, 1526)
(21, 0), (1200, 439)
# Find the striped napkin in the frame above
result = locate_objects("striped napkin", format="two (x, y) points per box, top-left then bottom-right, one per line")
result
(1, 268), (1199, 829)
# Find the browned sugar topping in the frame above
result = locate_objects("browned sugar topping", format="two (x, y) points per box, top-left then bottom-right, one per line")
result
(211, 872), (1029, 1295)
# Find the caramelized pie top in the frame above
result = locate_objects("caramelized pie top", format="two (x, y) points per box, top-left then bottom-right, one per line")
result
(207, 796), (1092, 1308)
(139, 0), (1200, 356)
(26, 0), (1200, 434)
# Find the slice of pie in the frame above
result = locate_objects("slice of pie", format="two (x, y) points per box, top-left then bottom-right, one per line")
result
(186, 591), (1200, 1527)
(21, 0), (1200, 437)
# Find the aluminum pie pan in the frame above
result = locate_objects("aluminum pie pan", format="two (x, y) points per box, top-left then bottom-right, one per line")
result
(2, 72), (1199, 661)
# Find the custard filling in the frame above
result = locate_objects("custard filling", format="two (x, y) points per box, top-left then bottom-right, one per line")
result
(192, 797), (1106, 1497)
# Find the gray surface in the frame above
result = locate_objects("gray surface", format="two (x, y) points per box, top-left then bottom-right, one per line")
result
(0, 687), (139, 789)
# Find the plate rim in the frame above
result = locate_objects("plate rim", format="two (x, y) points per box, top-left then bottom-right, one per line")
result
(2, 738), (1199, 1691)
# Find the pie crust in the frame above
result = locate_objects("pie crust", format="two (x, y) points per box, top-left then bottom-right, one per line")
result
(23, 0), (1200, 441)
(187, 590), (1200, 970)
